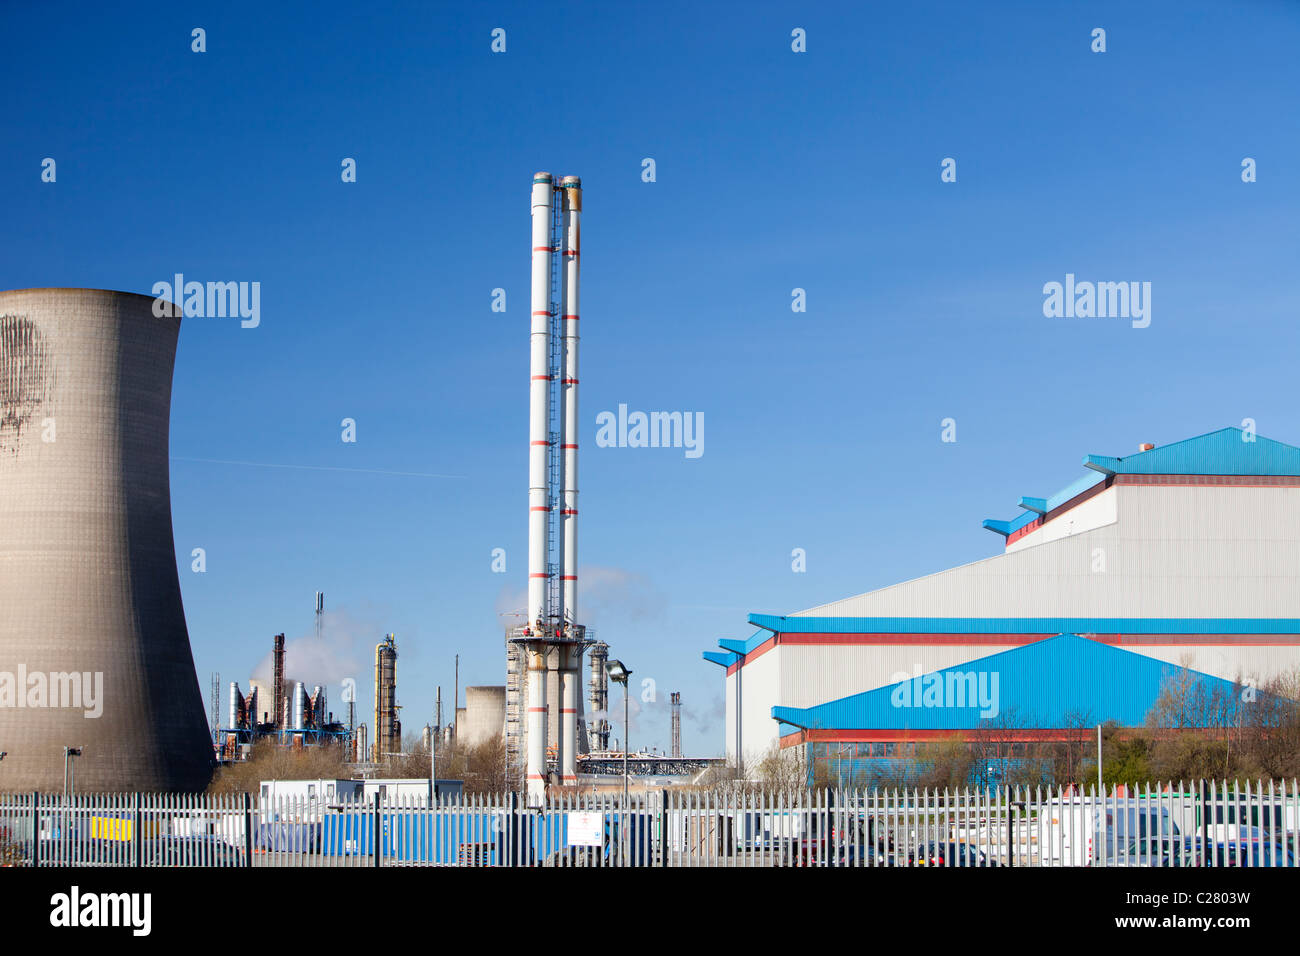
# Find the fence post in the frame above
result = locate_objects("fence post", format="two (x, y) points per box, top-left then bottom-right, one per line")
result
(30, 791), (40, 868)
(659, 789), (669, 867)
(1198, 779), (1207, 868)
(373, 798), (382, 868)
(243, 792), (253, 867)
(1005, 787), (1014, 867)
(133, 792), (142, 868)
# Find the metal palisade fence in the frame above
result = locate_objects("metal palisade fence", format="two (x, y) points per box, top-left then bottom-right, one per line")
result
(1, 781), (1297, 867)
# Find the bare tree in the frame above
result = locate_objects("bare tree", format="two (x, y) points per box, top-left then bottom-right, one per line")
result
(208, 738), (352, 794)
(751, 741), (807, 796)
(970, 707), (1030, 788)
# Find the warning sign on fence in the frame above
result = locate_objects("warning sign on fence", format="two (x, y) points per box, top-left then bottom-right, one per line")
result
(567, 811), (603, 847)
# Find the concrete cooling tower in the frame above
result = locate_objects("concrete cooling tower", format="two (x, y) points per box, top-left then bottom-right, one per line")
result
(461, 686), (506, 749)
(0, 288), (212, 792)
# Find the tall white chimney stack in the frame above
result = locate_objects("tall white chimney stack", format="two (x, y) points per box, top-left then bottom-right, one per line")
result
(525, 171), (555, 807)
(518, 172), (587, 806)
(558, 175), (583, 787)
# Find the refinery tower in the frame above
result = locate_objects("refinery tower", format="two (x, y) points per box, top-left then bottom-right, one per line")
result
(509, 174), (591, 806)
(0, 288), (212, 791)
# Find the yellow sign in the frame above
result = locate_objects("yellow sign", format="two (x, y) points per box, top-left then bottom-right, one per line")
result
(89, 817), (158, 841)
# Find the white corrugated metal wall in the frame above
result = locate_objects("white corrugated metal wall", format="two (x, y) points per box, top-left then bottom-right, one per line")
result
(796, 485), (1300, 619)
(726, 482), (1300, 757)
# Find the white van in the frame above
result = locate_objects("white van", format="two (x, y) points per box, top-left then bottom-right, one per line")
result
(1037, 797), (1181, 866)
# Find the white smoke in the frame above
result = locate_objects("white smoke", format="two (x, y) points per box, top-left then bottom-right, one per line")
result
(250, 606), (377, 688)
(579, 566), (664, 627)
(493, 565), (663, 630)
(684, 694), (725, 736)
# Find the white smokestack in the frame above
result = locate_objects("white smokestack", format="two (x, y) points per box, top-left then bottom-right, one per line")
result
(525, 172), (555, 807)
(558, 175), (582, 787)
(528, 172), (554, 633)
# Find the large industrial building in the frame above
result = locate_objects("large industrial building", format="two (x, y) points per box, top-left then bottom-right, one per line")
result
(705, 428), (1300, 772)
(0, 288), (212, 791)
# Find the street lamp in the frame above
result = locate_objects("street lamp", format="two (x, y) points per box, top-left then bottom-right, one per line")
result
(605, 659), (632, 808)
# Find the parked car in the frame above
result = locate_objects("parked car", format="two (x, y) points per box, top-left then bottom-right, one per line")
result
(1118, 836), (1194, 867)
(1208, 832), (1294, 868)
(908, 842), (997, 867)
(837, 843), (896, 866)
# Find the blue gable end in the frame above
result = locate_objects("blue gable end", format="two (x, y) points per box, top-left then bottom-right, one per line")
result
(771, 634), (1243, 732)
(1084, 426), (1300, 477)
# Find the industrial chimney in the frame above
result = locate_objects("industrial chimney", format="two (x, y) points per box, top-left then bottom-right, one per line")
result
(511, 173), (590, 806)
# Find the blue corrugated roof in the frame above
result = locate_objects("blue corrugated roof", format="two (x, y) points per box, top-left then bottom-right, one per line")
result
(1084, 426), (1300, 476)
(982, 512), (1037, 537)
(702, 651), (737, 668)
(985, 426), (1300, 536)
(771, 634), (1243, 732)
(987, 470), (1105, 536)
(750, 613), (1300, 634)
(701, 629), (771, 666)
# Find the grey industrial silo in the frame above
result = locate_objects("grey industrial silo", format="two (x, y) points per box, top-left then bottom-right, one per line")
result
(0, 288), (212, 792)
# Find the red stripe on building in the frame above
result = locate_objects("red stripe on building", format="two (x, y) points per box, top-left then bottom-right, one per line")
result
(1116, 474), (1300, 487)
(1005, 519), (1042, 546)
(779, 633), (1050, 647)
(724, 636), (779, 675)
(780, 727), (1224, 749)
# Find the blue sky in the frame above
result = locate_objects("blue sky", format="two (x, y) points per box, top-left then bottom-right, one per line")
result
(4, 1), (1299, 756)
